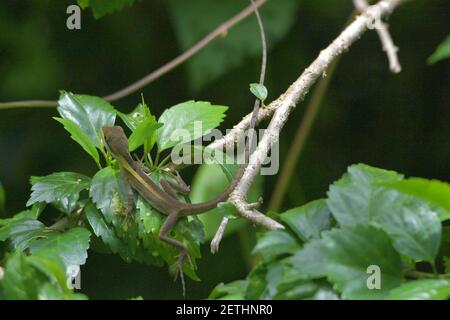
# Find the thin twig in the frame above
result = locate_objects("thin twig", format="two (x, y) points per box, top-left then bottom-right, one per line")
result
(221, 0), (405, 229)
(210, 0), (270, 253)
(0, 0), (268, 110)
(210, 216), (229, 254)
(353, 0), (401, 73)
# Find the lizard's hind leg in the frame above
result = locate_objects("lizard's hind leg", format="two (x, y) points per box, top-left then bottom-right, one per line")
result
(159, 212), (189, 296)
(161, 178), (191, 204)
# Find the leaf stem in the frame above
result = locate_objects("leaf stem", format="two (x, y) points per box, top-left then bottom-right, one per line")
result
(154, 151), (161, 167)
(158, 154), (172, 169)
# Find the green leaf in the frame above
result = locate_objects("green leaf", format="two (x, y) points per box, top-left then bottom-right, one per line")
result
(275, 278), (320, 300)
(427, 34), (450, 64)
(27, 172), (91, 209)
(382, 178), (450, 221)
(57, 91), (117, 149)
(249, 83), (268, 102)
(167, 0), (300, 91)
(289, 225), (403, 299)
(136, 195), (188, 268)
(51, 192), (81, 215)
(327, 164), (403, 226)
(77, 0), (135, 19)
(266, 262), (336, 300)
(118, 102), (148, 131)
(54, 117), (100, 167)
(0, 219), (46, 249)
(137, 197), (162, 235)
(252, 230), (300, 262)
(128, 116), (162, 152)
(1, 250), (85, 300)
(261, 263), (285, 299)
(2, 253), (42, 299)
(0, 206), (41, 227)
(89, 167), (127, 224)
(209, 280), (247, 300)
(241, 260), (322, 300)
(157, 101), (227, 151)
(245, 262), (268, 299)
(27, 228), (91, 267)
(327, 164), (442, 262)
(272, 264), (339, 300)
(170, 216), (204, 281)
(373, 196), (441, 262)
(387, 280), (450, 300)
(280, 199), (333, 242)
(37, 283), (87, 300)
(85, 201), (128, 256)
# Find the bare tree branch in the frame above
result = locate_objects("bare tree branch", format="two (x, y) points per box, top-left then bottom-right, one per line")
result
(208, 0), (406, 232)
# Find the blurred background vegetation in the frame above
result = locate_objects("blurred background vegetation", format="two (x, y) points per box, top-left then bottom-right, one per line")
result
(0, 0), (448, 299)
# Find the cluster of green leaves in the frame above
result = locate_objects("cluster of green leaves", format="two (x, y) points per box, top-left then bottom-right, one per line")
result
(210, 164), (450, 300)
(0, 204), (89, 299)
(0, 91), (231, 298)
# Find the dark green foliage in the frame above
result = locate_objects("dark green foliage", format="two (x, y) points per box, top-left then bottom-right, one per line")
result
(1, 92), (229, 298)
(210, 164), (450, 300)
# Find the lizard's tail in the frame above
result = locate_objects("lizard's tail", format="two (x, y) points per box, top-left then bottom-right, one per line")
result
(180, 165), (246, 216)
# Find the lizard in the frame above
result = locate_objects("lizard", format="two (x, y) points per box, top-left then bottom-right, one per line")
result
(100, 120), (254, 293)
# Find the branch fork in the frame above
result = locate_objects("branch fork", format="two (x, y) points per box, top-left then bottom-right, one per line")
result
(210, 0), (406, 252)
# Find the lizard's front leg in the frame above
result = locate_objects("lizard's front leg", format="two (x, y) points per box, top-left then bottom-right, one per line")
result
(159, 211), (189, 296)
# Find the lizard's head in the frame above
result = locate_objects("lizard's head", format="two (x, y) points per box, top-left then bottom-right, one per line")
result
(101, 126), (130, 159)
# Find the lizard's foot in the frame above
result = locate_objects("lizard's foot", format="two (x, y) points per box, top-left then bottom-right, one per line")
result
(172, 251), (190, 297)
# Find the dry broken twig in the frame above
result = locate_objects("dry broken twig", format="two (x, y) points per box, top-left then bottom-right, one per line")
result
(353, 0), (401, 73)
